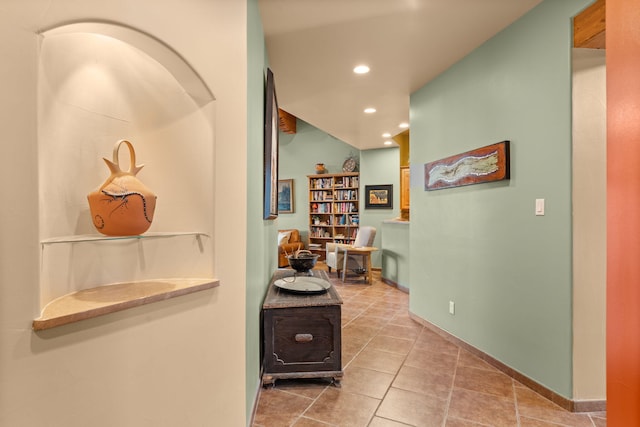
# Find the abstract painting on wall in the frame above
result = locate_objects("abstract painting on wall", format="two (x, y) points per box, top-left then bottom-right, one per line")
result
(424, 141), (510, 190)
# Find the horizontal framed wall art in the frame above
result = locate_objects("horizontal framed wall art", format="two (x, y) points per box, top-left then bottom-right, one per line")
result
(365, 184), (393, 209)
(424, 140), (510, 191)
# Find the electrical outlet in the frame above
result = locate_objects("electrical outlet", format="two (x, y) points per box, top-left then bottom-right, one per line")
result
(449, 300), (455, 315)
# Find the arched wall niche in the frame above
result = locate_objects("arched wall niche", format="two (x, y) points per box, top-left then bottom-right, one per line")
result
(37, 21), (217, 310)
(41, 22), (215, 106)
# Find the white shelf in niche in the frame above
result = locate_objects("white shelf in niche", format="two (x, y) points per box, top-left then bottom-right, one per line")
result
(35, 231), (217, 331)
(40, 231), (210, 245)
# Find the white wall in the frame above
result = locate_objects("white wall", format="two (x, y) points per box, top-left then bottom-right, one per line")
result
(0, 1), (248, 425)
(572, 48), (606, 400)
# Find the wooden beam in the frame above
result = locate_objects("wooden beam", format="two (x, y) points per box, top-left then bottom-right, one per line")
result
(574, 0), (606, 49)
(278, 108), (297, 134)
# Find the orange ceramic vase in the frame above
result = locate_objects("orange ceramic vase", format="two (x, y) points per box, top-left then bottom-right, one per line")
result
(87, 139), (157, 236)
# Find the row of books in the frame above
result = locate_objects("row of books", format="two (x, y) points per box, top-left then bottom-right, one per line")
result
(334, 189), (358, 200)
(336, 214), (359, 225)
(334, 202), (358, 213)
(310, 202), (331, 213)
(310, 191), (333, 201)
(310, 227), (332, 238)
(334, 228), (358, 239)
(310, 178), (333, 189)
(334, 176), (359, 188)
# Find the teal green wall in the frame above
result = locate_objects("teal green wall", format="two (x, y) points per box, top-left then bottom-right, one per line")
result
(409, 0), (590, 399)
(381, 222), (410, 290)
(360, 148), (400, 267)
(246, 0), (277, 422)
(277, 119), (359, 242)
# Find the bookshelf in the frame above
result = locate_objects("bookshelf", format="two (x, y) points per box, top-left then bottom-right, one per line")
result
(308, 172), (359, 258)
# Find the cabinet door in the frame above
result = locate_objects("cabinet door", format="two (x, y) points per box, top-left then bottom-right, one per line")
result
(263, 306), (341, 374)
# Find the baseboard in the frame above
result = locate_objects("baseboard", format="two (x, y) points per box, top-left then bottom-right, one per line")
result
(248, 371), (263, 426)
(408, 312), (606, 413)
(381, 277), (409, 294)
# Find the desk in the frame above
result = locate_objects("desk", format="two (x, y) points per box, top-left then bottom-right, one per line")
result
(341, 246), (378, 284)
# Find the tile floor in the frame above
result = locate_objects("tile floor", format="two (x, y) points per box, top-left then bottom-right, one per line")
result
(253, 265), (607, 427)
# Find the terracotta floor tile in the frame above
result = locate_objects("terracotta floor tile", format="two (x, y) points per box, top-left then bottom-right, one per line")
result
(457, 350), (500, 372)
(363, 305), (400, 319)
(265, 378), (330, 399)
(253, 388), (315, 427)
(453, 366), (515, 399)
(342, 334), (368, 355)
(350, 347), (406, 375)
(445, 417), (489, 427)
(341, 299), (375, 313)
(349, 314), (391, 330)
(376, 387), (447, 427)
(365, 335), (415, 355)
(388, 312), (419, 328)
(514, 385), (563, 410)
(590, 414), (607, 427)
(303, 387), (380, 426)
(341, 365), (395, 399)
(518, 408), (595, 427)
(448, 388), (517, 426)
(342, 344), (363, 367)
(392, 364), (454, 400)
(342, 323), (380, 343)
(378, 323), (423, 340)
(341, 307), (363, 325)
(515, 386), (596, 427)
(519, 416), (570, 426)
(403, 346), (458, 373)
(292, 416), (338, 427)
(414, 331), (460, 355)
(368, 416), (414, 426)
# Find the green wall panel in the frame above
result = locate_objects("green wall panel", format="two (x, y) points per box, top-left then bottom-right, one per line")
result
(246, 0), (275, 421)
(381, 221), (410, 290)
(360, 148), (400, 267)
(409, 0), (591, 398)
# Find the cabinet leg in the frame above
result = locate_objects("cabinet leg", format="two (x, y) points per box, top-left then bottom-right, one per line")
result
(262, 376), (275, 388)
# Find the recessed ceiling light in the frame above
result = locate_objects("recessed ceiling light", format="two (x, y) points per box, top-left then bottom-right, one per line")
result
(384, 140), (393, 146)
(382, 132), (391, 138)
(399, 122), (409, 129)
(364, 107), (376, 114)
(353, 65), (370, 74)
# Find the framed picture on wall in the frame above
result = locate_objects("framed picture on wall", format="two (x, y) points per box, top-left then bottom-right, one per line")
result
(365, 184), (393, 209)
(277, 179), (294, 213)
(263, 68), (279, 220)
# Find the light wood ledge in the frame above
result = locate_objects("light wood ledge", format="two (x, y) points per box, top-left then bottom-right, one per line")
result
(33, 278), (219, 331)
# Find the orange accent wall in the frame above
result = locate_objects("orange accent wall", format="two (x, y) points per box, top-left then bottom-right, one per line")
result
(607, 0), (640, 424)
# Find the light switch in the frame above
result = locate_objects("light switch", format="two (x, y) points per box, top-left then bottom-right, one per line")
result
(535, 199), (545, 216)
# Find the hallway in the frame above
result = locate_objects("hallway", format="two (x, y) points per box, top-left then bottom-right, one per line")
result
(253, 266), (607, 427)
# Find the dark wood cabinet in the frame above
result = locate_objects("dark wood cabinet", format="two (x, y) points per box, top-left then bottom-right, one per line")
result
(262, 269), (343, 386)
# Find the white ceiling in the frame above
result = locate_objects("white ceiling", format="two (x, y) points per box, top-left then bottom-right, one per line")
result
(258, 0), (542, 150)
